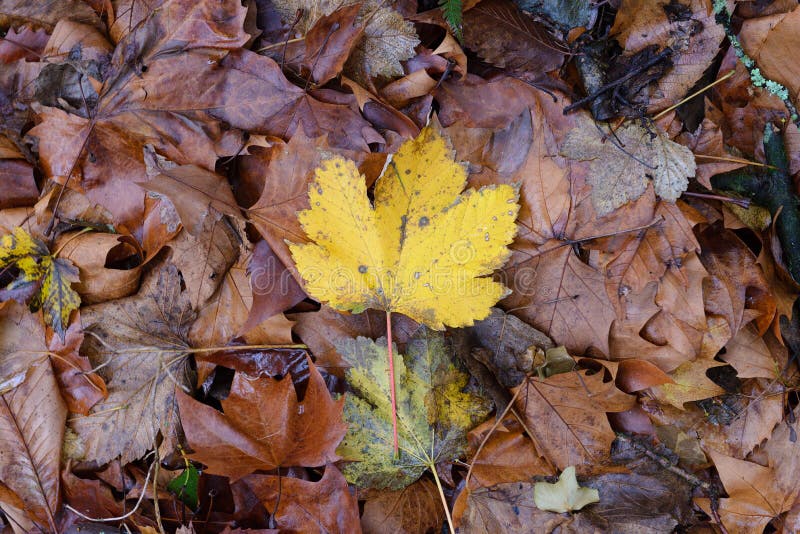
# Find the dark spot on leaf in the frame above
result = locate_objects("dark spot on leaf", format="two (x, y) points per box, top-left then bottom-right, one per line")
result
(418, 216), (429, 227)
(358, 265), (367, 273)
(405, 169), (411, 175)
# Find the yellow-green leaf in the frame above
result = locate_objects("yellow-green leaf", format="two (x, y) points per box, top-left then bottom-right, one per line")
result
(335, 327), (490, 490)
(30, 256), (81, 341)
(533, 466), (600, 513)
(0, 227), (80, 340)
(289, 125), (520, 329)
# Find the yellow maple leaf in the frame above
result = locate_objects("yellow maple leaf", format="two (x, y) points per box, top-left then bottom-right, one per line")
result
(289, 125), (520, 329)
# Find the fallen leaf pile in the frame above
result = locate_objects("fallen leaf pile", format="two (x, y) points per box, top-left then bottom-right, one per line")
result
(1, 0), (800, 532)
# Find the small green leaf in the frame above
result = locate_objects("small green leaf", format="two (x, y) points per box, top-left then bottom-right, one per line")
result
(336, 327), (490, 490)
(167, 465), (200, 510)
(533, 466), (600, 513)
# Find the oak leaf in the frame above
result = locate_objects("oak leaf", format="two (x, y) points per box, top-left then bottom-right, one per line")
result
(335, 328), (491, 490)
(289, 125), (520, 329)
(177, 360), (346, 480)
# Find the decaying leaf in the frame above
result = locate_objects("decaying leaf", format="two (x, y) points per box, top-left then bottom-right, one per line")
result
(70, 261), (195, 465)
(533, 466), (599, 513)
(561, 117), (696, 214)
(0, 226), (80, 339)
(290, 125), (520, 329)
(0, 301), (48, 395)
(336, 327), (491, 490)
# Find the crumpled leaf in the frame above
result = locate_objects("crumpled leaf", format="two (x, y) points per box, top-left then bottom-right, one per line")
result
(0, 226), (80, 340)
(70, 261), (196, 465)
(177, 360), (346, 481)
(290, 124), (520, 329)
(0, 359), (66, 533)
(273, 0), (419, 84)
(561, 117), (696, 215)
(336, 327), (491, 490)
(533, 466), (600, 513)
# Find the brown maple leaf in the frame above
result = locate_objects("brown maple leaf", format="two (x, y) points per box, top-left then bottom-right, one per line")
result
(177, 359), (346, 480)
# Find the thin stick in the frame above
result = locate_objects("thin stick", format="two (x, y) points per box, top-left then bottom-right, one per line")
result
(695, 153), (774, 169)
(386, 311), (399, 456)
(682, 191), (751, 208)
(653, 70), (735, 121)
(431, 466), (456, 534)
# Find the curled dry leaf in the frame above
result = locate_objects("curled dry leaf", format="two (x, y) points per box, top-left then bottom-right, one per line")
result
(178, 360), (346, 480)
(0, 135), (37, 209)
(54, 231), (142, 305)
(70, 261), (196, 465)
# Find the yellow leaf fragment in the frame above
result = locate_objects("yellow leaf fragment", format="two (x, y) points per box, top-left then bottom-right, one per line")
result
(533, 466), (600, 513)
(289, 125), (520, 328)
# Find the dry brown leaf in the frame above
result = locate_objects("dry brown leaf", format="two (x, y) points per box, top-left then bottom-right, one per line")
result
(0, 301), (49, 395)
(70, 261), (195, 465)
(698, 223), (776, 336)
(721, 323), (779, 379)
(178, 361), (346, 480)
(361, 478), (445, 534)
(233, 465), (360, 534)
(462, 0), (566, 84)
(0, 135), (37, 209)
(513, 370), (635, 471)
(610, 0), (725, 113)
(0, 359), (65, 533)
(302, 4), (364, 86)
(0, 0), (100, 31)
(650, 358), (726, 409)
(739, 6), (800, 105)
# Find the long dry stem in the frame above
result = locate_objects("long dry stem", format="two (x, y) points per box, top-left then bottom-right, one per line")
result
(386, 311), (399, 456)
(431, 464), (456, 534)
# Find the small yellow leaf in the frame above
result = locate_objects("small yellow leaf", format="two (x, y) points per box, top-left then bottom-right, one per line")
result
(289, 125), (520, 328)
(0, 227), (48, 268)
(533, 466), (599, 513)
(31, 256), (81, 341)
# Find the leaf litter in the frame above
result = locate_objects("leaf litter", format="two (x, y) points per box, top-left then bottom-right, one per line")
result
(0, 0), (799, 532)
